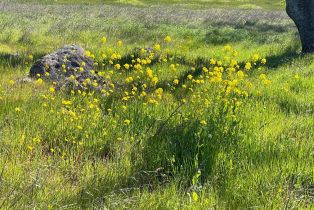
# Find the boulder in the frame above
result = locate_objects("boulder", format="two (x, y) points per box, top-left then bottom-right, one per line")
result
(29, 45), (94, 81)
(29, 45), (109, 92)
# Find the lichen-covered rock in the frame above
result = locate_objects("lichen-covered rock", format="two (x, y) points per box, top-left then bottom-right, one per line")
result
(29, 45), (94, 80)
(29, 45), (109, 92)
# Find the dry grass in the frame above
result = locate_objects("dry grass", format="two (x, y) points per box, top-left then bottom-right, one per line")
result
(0, 2), (290, 26)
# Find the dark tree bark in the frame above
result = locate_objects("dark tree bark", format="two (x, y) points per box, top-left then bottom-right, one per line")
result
(286, 0), (314, 53)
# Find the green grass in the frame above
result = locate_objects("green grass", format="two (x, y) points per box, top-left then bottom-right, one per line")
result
(1, 1), (314, 209)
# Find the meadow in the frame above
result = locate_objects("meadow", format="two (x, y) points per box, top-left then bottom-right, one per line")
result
(0, 0), (314, 209)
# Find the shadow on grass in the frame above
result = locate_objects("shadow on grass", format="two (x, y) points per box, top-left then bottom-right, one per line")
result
(0, 53), (25, 68)
(204, 21), (293, 45)
(0, 52), (45, 68)
(74, 115), (241, 207)
(264, 45), (301, 69)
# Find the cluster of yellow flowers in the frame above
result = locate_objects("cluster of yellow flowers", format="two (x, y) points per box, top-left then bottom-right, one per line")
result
(4, 36), (270, 156)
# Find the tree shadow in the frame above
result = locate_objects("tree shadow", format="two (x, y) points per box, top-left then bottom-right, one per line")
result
(65, 114), (241, 208)
(203, 20), (294, 45)
(0, 52), (45, 68)
(0, 53), (25, 68)
(139, 116), (241, 192)
(264, 45), (301, 69)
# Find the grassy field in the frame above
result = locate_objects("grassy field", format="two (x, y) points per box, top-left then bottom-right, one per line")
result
(7, 0), (284, 9)
(1, 0), (314, 209)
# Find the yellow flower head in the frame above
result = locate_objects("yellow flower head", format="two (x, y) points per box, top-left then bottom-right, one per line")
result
(151, 76), (158, 85)
(173, 79), (179, 85)
(69, 75), (76, 81)
(9, 80), (15, 86)
(146, 68), (153, 78)
(124, 119), (131, 126)
(237, 71), (244, 80)
(164, 36), (172, 43)
(155, 88), (163, 95)
(36, 78), (43, 86)
(153, 44), (161, 51)
(115, 64), (121, 70)
(294, 74), (300, 80)
(124, 63), (130, 70)
(85, 51), (91, 57)
(126, 77), (134, 83)
(77, 125), (83, 130)
(49, 87), (55, 93)
(117, 40), (123, 46)
(252, 54), (260, 62)
(200, 120), (207, 126)
(245, 62), (252, 71)
(224, 45), (232, 51)
(62, 100), (72, 105)
(101, 36), (107, 44)
(259, 74), (267, 80)
(210, 59), (216, 65)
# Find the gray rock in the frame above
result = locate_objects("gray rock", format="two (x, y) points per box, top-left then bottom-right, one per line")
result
(29, 45), (110, 93)
(29, 45), (94, 81)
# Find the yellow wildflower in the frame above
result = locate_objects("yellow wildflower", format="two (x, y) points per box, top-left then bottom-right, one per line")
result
(173, 79), (179, 85)
(101, 36), (107, 44)
(245, 62), (252, 71)
(126, 77), (133, 83)
(252, 54), (260, 62)
(36, 78), (43, 86)
(210, 59), (216, 65)
(152, 76), (158, 85)
(124, 63), (130, 70)
(146, 68), (154, 78)
(77, 125), (83, 130)
(117, 40), (123, 46)
(237, 71), (244, 80)
(224, 45), (232, 51)
(9, 80), (15, 86)
(153, 44), (161, 51)
(115, 64), (121, 70)
(200, 120), (207, 125)
(164, 36), (172, 43)
(259, 74), (267, 80)
(294, 74), (300, 80)
(49, 87), (55, 93)
(124, 119), (131, 126)
(85, 51), (91, 57)
(62, 100), (72, 105)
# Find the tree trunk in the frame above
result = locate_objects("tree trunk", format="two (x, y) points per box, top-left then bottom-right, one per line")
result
(286, 0), (314, 54)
